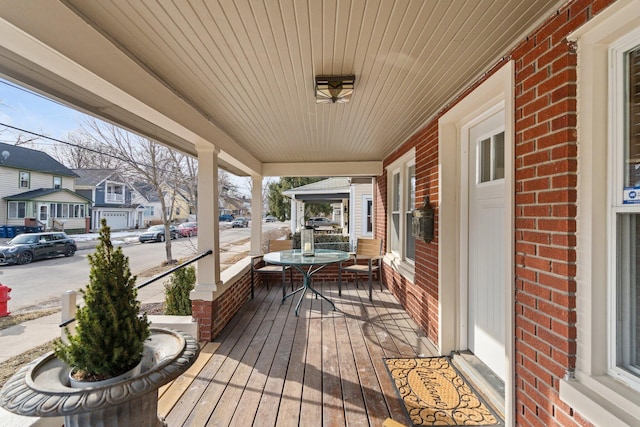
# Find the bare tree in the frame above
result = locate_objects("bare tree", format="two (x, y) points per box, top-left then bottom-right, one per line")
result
(81, 118), (181, 264)
(50, 131), (122, 169)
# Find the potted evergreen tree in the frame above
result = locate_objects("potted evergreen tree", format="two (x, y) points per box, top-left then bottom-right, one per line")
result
(0, 219), (199, 426)
(54, 218), (150, 385)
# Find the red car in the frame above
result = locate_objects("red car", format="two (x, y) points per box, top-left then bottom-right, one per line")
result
(177, 222), (198, 237)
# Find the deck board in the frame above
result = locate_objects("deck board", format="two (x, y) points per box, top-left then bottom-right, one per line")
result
(167, 279), (436, 426)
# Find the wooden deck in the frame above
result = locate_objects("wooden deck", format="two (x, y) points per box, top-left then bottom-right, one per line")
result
(165, 279), (438, 426)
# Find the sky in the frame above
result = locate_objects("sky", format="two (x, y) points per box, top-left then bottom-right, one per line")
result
(0, 78), (255, 194)
(0, 79), (86, 149)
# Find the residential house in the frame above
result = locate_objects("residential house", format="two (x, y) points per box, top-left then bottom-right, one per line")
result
(131, 182), (195, 226)
(283, 177), (374, 246)
(3, 1), (640, 425)
(131, 183), (162, 227)
(0, 142), (89, 233)
(73, 169), (140, 230)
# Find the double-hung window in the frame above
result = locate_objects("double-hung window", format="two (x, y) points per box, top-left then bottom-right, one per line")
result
(8, 201), (26, 219)
(611, 33), (640, 390)
(386, 149), (416, 274)
(19, 171), (30, 189)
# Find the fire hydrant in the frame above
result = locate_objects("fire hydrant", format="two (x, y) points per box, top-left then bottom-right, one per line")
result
(0, 284), (11, 317)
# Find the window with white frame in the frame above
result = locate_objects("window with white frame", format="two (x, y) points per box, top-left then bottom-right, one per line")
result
(8, 201), (26, 219)
(611, 35), (640, 390)
(19, 171), (30, 189)
(362, 195), (373, 236)
(387, 149), (416, 266)
(106, 183), (125, 203)
(53, 176), (62, 189)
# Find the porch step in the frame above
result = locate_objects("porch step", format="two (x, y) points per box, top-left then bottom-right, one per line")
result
(451, 351), (505, 418)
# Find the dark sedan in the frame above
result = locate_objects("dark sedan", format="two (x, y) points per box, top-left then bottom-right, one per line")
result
(0, 232), (77, 265)
(138, 225), (180, 243)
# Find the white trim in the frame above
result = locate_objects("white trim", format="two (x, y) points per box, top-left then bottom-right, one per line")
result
(608, 29), (640, 392)
(361, 194), (373, 237)
(438, 61), (515, 426)
(561, 0), (640, 424)
(384, 148), (416, 281)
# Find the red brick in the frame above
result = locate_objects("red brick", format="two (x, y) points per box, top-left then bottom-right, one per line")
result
(523, 177), (551, 192)
(538, 218), (576, 233)
(552, 174), (577, 189)
(523, 255), (552, 272)
(538, 99), (576, 121)
(539, 69), (577, 95)
(538, 44), (572, 68)
(551, 84), (577, 103)
(539, 129), (577, 149)
(522, 150), (550, 167)
(523, 205), (551, 217)
(523, 122), (551, 142)
(522, 230), (551, 244)
(522, 38), (552, 68)
(538, 190), (576, 204)
(538, 246), (575, 262)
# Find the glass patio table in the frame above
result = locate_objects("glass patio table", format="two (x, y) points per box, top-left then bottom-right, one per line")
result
(263, 249), (350, 316)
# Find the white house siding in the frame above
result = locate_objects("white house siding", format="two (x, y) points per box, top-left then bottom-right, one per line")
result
(0, 169), (78, 225)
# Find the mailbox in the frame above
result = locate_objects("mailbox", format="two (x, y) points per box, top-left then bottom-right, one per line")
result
(412, 196), (435, 243)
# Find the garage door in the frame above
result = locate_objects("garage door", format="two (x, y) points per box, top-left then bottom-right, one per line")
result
(102, 211), (128, 230)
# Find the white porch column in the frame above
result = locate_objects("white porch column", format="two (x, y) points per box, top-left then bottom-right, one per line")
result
(250, 175), (262, 256)
(289, 199), (297, 232)
(192, 146), (221, 296)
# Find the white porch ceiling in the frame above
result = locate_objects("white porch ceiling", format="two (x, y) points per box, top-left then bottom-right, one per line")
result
(0, 0), (563, 177)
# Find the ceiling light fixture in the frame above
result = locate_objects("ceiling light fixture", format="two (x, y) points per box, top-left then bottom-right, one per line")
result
(315, 75), (355, 104)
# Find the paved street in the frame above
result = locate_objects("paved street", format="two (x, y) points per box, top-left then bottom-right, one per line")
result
(0, 221), (285, 313)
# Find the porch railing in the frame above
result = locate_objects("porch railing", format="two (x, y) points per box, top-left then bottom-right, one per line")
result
(59, 249), (213, 328)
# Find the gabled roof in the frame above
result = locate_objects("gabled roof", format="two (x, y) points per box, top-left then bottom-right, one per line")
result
(283, 178), (351, 202)
(0, 142), (78, 177)
(132, 182), (161, 202)
(3, 188), (92, 203)
(72, 169), (118, 186)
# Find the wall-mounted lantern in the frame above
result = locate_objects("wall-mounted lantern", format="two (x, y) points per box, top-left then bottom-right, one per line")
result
(412, 196), (435, 243)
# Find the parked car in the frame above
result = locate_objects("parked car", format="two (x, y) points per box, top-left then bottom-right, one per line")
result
(0, 232), (77, 265)
(265, 215), (277, 222)
(219, 214), (234, 222)
(305, 217), (339, 228)
(177, 222), (198, 237)
(138, 225), (180, 243)
(231, 217), (249, 228)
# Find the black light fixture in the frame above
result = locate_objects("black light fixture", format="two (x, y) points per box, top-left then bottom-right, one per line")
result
(315, 75), (356, 104)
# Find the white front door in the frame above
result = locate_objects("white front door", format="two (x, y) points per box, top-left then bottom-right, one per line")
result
(38, 203), (48, 224)
(467, 110), (506, 381)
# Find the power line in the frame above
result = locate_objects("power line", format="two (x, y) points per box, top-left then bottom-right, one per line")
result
(0, 121), (185, 176)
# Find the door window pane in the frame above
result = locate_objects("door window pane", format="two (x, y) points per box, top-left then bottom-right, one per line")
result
(494, 132), (505, 179)
(480, 138), (491, 183)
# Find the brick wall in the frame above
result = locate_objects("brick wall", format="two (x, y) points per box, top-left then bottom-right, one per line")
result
(192, 271), (252, 341)
(376, 1), (617, 426)
(511, 1), (614, 425)
(377, 120), (441, 344)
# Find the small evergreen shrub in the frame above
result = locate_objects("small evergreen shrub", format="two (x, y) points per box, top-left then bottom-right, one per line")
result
(164, 265), (196, 316)
(54, 219), (150, 381)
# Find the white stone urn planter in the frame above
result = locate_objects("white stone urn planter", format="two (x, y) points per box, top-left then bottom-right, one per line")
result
(0, 328), (199, 427)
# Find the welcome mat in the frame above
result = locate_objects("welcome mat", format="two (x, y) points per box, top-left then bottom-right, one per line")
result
(384, 357), (503, 426)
